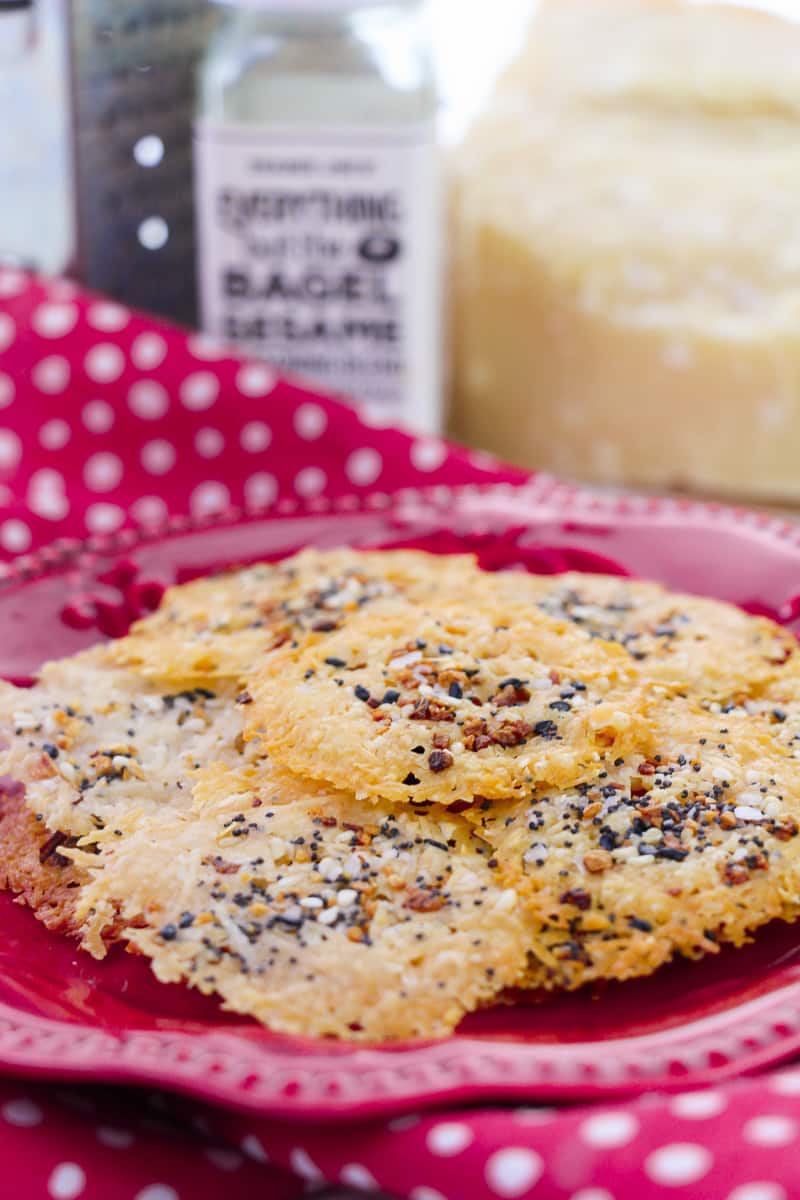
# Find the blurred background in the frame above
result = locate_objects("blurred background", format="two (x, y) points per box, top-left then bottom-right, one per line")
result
(2, 0), (799, 504)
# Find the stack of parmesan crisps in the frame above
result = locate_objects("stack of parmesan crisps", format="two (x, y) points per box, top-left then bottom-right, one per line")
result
(1, 549), (799, 1041)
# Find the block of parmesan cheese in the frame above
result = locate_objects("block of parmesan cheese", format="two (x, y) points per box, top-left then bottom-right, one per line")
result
(449, 0), (800, 501)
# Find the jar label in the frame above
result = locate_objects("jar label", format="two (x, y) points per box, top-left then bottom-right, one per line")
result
(194, 119), (442, 431)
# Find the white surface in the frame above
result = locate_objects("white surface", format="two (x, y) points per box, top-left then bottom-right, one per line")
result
(0, 0), (73, 272)
(429, 0), (533, 142)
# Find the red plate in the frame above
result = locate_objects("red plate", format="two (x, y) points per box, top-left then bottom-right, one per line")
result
(2, 479), (800, 1121)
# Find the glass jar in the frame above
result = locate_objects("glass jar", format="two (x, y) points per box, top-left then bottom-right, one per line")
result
(195, 0), (443, 433)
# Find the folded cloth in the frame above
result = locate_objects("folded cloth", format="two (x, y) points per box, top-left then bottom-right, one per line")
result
(0, 268), (798, 1200)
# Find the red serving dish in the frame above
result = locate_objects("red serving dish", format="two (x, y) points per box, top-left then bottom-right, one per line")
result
(1, 479), (800, 1121)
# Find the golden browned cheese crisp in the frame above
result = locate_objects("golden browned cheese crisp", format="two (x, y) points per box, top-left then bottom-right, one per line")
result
(468, 696), (800, 990)
(70, 763), (529, 1041)
(0, 639), (528, 1040)
(495, 571), (797, 701)
(1, 549), (799, 1034)
(0, 649), (258, 839)
(106, 548), (486, 685)
(0, 773), (85, 936)
(246, 596), (650, 807)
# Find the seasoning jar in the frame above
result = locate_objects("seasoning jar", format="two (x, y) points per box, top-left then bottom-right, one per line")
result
(195, 0), (443, 433)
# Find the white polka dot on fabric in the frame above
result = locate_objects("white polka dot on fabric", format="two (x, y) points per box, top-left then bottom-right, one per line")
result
(743, 1116), (798, 1147)
(204, 1147), (243, 1172)
(95, 1126), (134, 1149)
(130, 332), (168, 371)
(27, 469), (68, 521)
(734, 1180), (786, 1200)
(39, 418), (71, 450)
(0, 268), (25, 297)
(0, 429), (21, 470)
(1, 520), (31, 552)
(485, 1147), (543, 1198)
(358, 402), (396, 429)
(82, 400), (115, 434)
(346, 447), (383, 487)
(426, 1123), (474, 1157)
(644, 1143), (713, 1187)
(0, 314), (15, 351)
(190, 481), (230, 517)
(294, 466), (327, 498)
(294, 402), (328, 440)
(84, 451), (123, 493)
(570, 1191), (615, 1200)
(410, 439), (447, 473)
(187, 333), (228, 361)
(86, 302), (129, 332)
(85, 504), (125, 534)
(244, 472), (278, 509)
(289, 1147), (323, 1182)
(769, 1071), (800, 1096)
(0, 373), (13, 409)
(128, 380), (169, 421)
(32, 355), (70, 394)
(194, 427), (225, 459)
(580, 1113), (640, 1149)
(131, 495), (168, 527)
(727, 1186), (787, 1200)
(409, 1189), (448, 1200)
(239, 1134), (269, 1163)
(236, 362), (276, 397)
(240, 421), (272, 453)
(31, 303), (78, 339)
(47, 1162), (86, 1199)
(670, 1091), (727, 1120)
(134, 1188), (179, 1200)
(84, 343), (126, 384)
(340, 1164), (379, 1190)
(141, 439), (176, 476)
(180, 371), (219, 412)
(1, 1098), (43, 1127)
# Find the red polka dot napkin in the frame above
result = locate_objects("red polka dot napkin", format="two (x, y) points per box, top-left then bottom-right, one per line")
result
(0, 269), (522, 558)
(1, 268), (800, 1200)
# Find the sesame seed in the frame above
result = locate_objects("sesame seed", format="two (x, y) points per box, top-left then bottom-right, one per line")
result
(734, 805), (765, 822)
(342, 853), (362, 879)
(318, 857), (342, 882)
